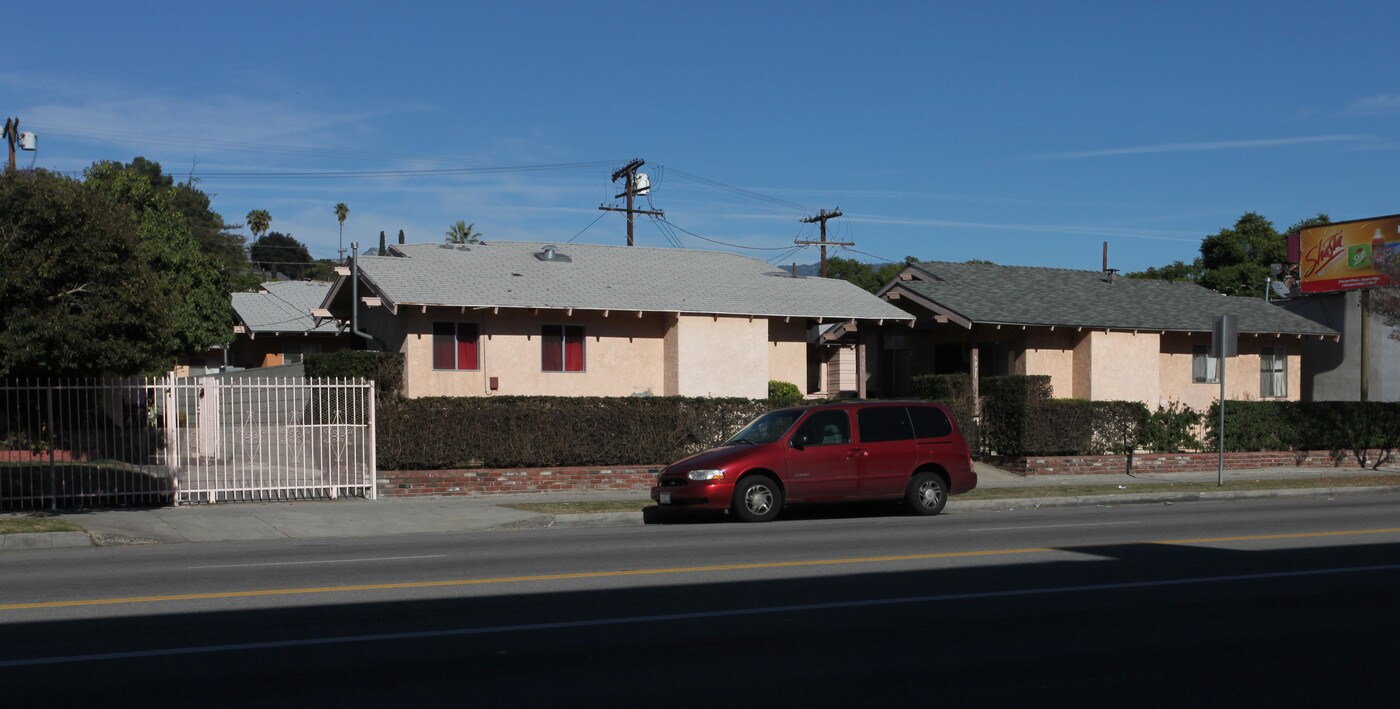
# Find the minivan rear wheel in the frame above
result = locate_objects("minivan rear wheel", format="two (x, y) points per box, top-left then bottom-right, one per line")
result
(732, 475), (782, 523)
(906, 472), (948, 516)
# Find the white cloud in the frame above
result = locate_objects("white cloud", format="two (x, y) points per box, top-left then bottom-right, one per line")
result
(1034, 134), (1368, 159)
(1342, 94), (1400, 115)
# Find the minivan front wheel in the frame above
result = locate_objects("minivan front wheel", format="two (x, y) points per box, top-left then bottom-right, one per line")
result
(732, 475), (782, 523)
(906, 472), (948, 516)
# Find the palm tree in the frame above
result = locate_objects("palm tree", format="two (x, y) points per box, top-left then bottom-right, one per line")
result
(334, 202), (349, 262)
(246, 209), (271, 239)
(445, 220), (482, 244)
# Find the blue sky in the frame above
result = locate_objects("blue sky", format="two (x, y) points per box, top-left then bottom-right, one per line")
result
(6, 1), (1398, 274)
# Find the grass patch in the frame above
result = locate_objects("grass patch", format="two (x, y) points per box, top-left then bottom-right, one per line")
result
(0, 517), (85, 534)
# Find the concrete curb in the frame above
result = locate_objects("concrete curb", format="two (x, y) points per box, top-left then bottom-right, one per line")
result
(0, 531), (93, 550)
(548, 511), (647, 528)
(950, 485), (1400, 512)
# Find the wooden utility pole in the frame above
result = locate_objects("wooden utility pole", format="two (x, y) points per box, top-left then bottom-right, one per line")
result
(599, 158), (663, 246)
(3, 117), (19, 171)
(795, 208), (851, 278)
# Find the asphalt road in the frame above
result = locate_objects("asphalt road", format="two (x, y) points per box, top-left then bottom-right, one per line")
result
(4, 495), (1400, 706)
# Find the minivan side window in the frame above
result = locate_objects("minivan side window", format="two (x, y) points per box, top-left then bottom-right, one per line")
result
(908, 406), (953, 438)
(793, 410), (851, 446)
(857, 406), (915, 443)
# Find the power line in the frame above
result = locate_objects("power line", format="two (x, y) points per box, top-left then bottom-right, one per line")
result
(658, 217), (795, 251)
(656, 166), (813, 214)
(566, 211), (609, 243)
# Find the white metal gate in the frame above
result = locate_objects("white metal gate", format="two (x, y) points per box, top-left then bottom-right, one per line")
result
(156, 374), (377, 504)
(0, 375), (376, 509)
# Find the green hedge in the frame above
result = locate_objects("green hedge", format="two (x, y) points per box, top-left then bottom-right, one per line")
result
(1204, 401), (1400, 458)
(998, 399), (1149, 457)
(377, 396), (779, 470)
(768, 380), (804, 407)
(979, 376), (1052, 456)
(304, 350), (405, 399)
(912, 373), (979, 455)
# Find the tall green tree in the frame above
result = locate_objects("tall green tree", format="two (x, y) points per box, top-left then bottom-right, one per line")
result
(250, 231), (316, 280)
(334, 202), (349, 261)
(246, 209), (271, 239)
(1196, 212), (1289, 297)
(445, 220), (482, 244)
(825, 256), (918, 293)
(113, 157), (257, 292)
(1130, 212), (1324, 297)
(0, 169), (170, 376)
(1126, 260), (1201, 283)
(84, 161), (232, 357)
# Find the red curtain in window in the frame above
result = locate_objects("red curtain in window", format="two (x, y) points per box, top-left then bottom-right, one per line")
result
(542, 325), (563, 371)
(457, 324), (479, 370)
(564, 325), (584, 372)
(432, 322), (456, 369)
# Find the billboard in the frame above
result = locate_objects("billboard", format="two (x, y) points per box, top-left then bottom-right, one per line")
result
(1297, 214), (1399, 293)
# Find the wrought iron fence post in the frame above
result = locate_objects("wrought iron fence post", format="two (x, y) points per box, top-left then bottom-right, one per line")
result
(46, 384), (56, 511)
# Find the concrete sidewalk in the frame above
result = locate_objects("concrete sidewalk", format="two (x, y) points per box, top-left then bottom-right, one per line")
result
(5, 462), (1399, 548)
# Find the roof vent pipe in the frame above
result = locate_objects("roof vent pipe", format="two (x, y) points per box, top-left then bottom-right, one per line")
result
(534, 244), (571, 262)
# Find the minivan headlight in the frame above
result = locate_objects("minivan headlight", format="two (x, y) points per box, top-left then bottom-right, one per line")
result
(687, 469), (726, 481)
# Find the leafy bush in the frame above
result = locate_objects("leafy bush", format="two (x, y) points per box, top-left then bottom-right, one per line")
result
(768, 380), (804, 407)
(1202, 400), (1296, 452)
(305, 350), (404, 399)
(377, 396), (776, 470)
(1142, 401), (1204, 453)
(979, 375), (1052, 456)
(911, 373), (979, 455)
(911, 373), (972, 401)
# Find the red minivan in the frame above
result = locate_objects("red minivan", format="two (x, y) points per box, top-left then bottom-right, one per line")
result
(650, 401), (976, 522)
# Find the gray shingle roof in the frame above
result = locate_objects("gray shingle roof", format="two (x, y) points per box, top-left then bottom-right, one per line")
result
(232, 281), (340, 334)
(891, 262), (1336, 336)
(347, 242), (913, 321)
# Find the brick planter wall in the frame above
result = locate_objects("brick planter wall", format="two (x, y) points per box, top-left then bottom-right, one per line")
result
(380, 466), (663, 497)
(990, 449), (1394, 476)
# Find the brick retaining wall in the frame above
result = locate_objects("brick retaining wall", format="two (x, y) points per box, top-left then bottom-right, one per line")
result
(380, 466), (663, 497)
(991, 449), (1393, 475)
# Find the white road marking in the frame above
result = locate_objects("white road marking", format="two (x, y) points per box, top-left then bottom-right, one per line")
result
(6, 562), (1398, 668)
(188, 554), (446, 570)
(970, 521), (1140, 532)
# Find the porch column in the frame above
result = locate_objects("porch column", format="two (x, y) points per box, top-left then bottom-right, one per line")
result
(856, 332), (867, 399)
(969, 331), (980, 416)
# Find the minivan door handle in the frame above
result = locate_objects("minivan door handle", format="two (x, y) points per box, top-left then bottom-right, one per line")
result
(847, 448), (869, 459)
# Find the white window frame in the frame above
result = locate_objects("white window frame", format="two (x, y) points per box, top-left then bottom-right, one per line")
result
(1260, 346), (1287, 398)
(1192, 345), (1218, 384)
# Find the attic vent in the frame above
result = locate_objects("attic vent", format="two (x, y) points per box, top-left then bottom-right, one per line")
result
(535, 245), (571, 262)
(438, 243), (470, 252)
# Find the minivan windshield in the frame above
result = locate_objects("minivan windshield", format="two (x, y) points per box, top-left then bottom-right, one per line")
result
(724, 409), (802, 446)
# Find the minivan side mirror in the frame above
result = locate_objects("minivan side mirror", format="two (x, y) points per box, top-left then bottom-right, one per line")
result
(790, 435), (806, 450)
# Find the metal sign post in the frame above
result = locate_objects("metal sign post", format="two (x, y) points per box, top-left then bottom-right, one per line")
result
(1211, 315), (1239, 486)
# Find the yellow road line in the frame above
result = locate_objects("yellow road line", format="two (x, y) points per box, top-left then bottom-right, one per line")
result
(5, 527), (1400, 612)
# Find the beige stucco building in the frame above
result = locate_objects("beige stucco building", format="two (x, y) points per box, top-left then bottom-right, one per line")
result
(319, 242), (912, 399)
(874, 262), (1336, 406)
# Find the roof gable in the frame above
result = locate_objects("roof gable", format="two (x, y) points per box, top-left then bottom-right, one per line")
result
(335, 241), (913, 321)
(890, 261), (1336, 336)
(233, 281), (340, 334)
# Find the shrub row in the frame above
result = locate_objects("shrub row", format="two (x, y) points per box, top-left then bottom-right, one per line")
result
(1204, 401), (1400, 454)
(377, 396), (774, 470)
(305, 350), (405, 399)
